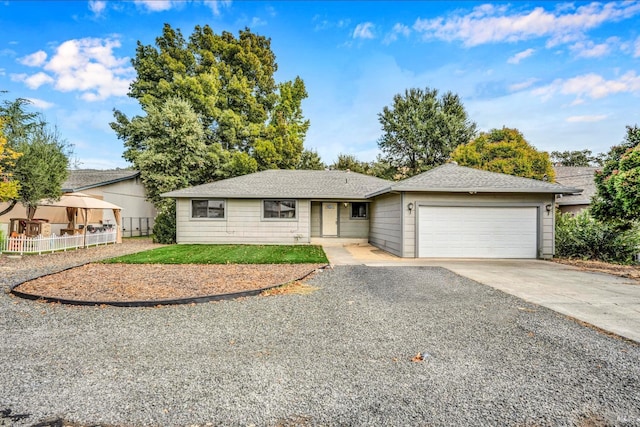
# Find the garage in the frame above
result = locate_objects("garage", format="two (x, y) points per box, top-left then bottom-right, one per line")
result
(418, 206), (538, 258)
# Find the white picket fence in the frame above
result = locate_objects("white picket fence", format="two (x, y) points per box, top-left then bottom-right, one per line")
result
(0, 230), (117, 255)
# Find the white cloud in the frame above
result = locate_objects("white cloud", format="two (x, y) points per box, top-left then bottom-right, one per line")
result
(204, 0), (231, 15)
(509, 77), (539, 92)
(570, 38), (617, 58)
(250, 16), (266, 27)
(27, 98), (55, 109)
(132, 0), (231, 14)
(11, 71), (55, 89)
(507, 48), (535, 64)
(19, 50), (47, 67)
(353, 22), (375, 40)
(313, 15), (350, 31)
(533, 71), (640, 101)
(566, 114), (608, 123)
(25, 72), (55, 89)
(413, 2), (640, 47)
(634, 36), (640, 57)
(88, 0), (106, 15)
(14, 37), (133, 101)
(134, 0), (173, 12)
(384, 23), (411, 44)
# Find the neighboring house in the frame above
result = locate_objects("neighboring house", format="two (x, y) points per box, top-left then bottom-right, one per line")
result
(0, 169), (156, 237)
(553, 166), (598, 214)
(163, 163), (579, 259)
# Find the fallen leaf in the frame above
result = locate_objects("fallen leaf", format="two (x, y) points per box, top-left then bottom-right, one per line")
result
(411, 353), (424, 362)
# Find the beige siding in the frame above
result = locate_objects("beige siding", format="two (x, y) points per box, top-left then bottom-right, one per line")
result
(402, 193), (556, 259)
(310, 202), (321, 237)
(369, 193), (402, 256)
(97, 179), (156, 219)
(310, 202), (369, 238)
(176, 199), (311, 244)
(339, 203), (369, 238)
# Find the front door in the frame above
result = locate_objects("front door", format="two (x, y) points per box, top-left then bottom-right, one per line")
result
(322, 202), (338, 236)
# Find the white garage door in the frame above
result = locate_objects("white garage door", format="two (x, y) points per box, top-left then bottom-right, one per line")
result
(418, 206), (538, 258)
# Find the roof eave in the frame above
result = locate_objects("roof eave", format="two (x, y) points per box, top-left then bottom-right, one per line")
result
(161, 193), (374, 199)
(64, 171), (140, 192)
(382, 186), (581, 194)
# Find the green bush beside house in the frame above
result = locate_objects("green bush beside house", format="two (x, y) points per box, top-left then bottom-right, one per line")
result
(555, 210), (640, 264)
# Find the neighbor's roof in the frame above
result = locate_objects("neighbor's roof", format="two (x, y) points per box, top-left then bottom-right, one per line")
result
(162, 170), (391, 199)
(63, 169), (140, 192)
(553, 166), (598, 206)
(368, 163), (581, 197)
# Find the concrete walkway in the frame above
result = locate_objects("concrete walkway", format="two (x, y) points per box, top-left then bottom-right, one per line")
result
(322, 244), (640, 343)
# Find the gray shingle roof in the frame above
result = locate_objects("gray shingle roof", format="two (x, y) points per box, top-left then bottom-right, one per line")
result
(63, 169), (140, 192)
(553, 166), (598, 206)
(368, 163), (580, 197)
(162, 170), (391, 199)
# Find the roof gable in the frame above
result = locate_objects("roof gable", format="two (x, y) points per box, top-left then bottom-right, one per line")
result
(369, 163), (580, 196)
(553, 166), (598, 206)
(162, 170), (391, 199)
(63, 169), (140, 192)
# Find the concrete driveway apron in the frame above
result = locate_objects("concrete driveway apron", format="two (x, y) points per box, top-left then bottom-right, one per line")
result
(323, 244), (640, 343)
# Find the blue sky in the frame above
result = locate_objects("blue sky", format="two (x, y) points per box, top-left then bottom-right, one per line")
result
(1, 1), (639, 169)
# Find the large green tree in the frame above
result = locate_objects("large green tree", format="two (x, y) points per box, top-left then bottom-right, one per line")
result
(377, 87), (477, 177)
(450, 127), (555, 181)
(591, 125), (640, 229)
(112, 24), (309, 172)
(0, 96), (70, 216)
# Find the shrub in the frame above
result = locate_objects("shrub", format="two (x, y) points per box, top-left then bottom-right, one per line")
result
(555, 210), (640, 263)
(152, 202), (176, 244)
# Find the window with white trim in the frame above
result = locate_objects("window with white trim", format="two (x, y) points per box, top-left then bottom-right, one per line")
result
(263, 200), (297, 219)
(191, 199), (226, 219)
(351, 202), (368, 219)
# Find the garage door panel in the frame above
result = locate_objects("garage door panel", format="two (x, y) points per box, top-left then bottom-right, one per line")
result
(418, 206), (537, 258)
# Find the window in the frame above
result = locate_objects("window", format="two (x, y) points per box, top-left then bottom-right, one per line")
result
(263, 200), (297, 219)
(351, 202), (368, 219)
(191, 199), (225, 219)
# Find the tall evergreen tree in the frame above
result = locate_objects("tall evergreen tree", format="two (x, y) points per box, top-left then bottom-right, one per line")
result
(377, 87), (476, 177)
(112, 24), (309, 173)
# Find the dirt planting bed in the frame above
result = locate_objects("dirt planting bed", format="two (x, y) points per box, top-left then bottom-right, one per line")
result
(13, 263), (326, 303)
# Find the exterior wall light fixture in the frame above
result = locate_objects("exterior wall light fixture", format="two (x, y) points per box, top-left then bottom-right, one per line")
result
(407, 202), (414, 212)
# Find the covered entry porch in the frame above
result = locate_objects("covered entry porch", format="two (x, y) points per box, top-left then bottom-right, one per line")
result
(309, 201), (370, 244)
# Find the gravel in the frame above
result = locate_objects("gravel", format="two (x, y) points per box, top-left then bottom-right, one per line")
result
(1, 260), (640, 426)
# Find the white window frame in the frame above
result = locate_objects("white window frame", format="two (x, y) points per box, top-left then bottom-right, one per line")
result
(190, 199), (226, 220)
(350, 202), (368, 219)
(262, 199), (297, 220)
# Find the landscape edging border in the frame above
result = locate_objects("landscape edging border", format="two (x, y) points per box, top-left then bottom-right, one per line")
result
(9, 263), (330, 308)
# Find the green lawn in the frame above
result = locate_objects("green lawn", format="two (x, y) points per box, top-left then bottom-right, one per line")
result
(103, 244), (329, 264)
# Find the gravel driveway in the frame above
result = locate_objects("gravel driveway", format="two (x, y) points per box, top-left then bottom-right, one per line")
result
(1, 262), (640, 426)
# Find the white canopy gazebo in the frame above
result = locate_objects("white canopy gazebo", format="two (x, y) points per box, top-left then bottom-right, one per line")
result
(38, 192), (123, 244)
